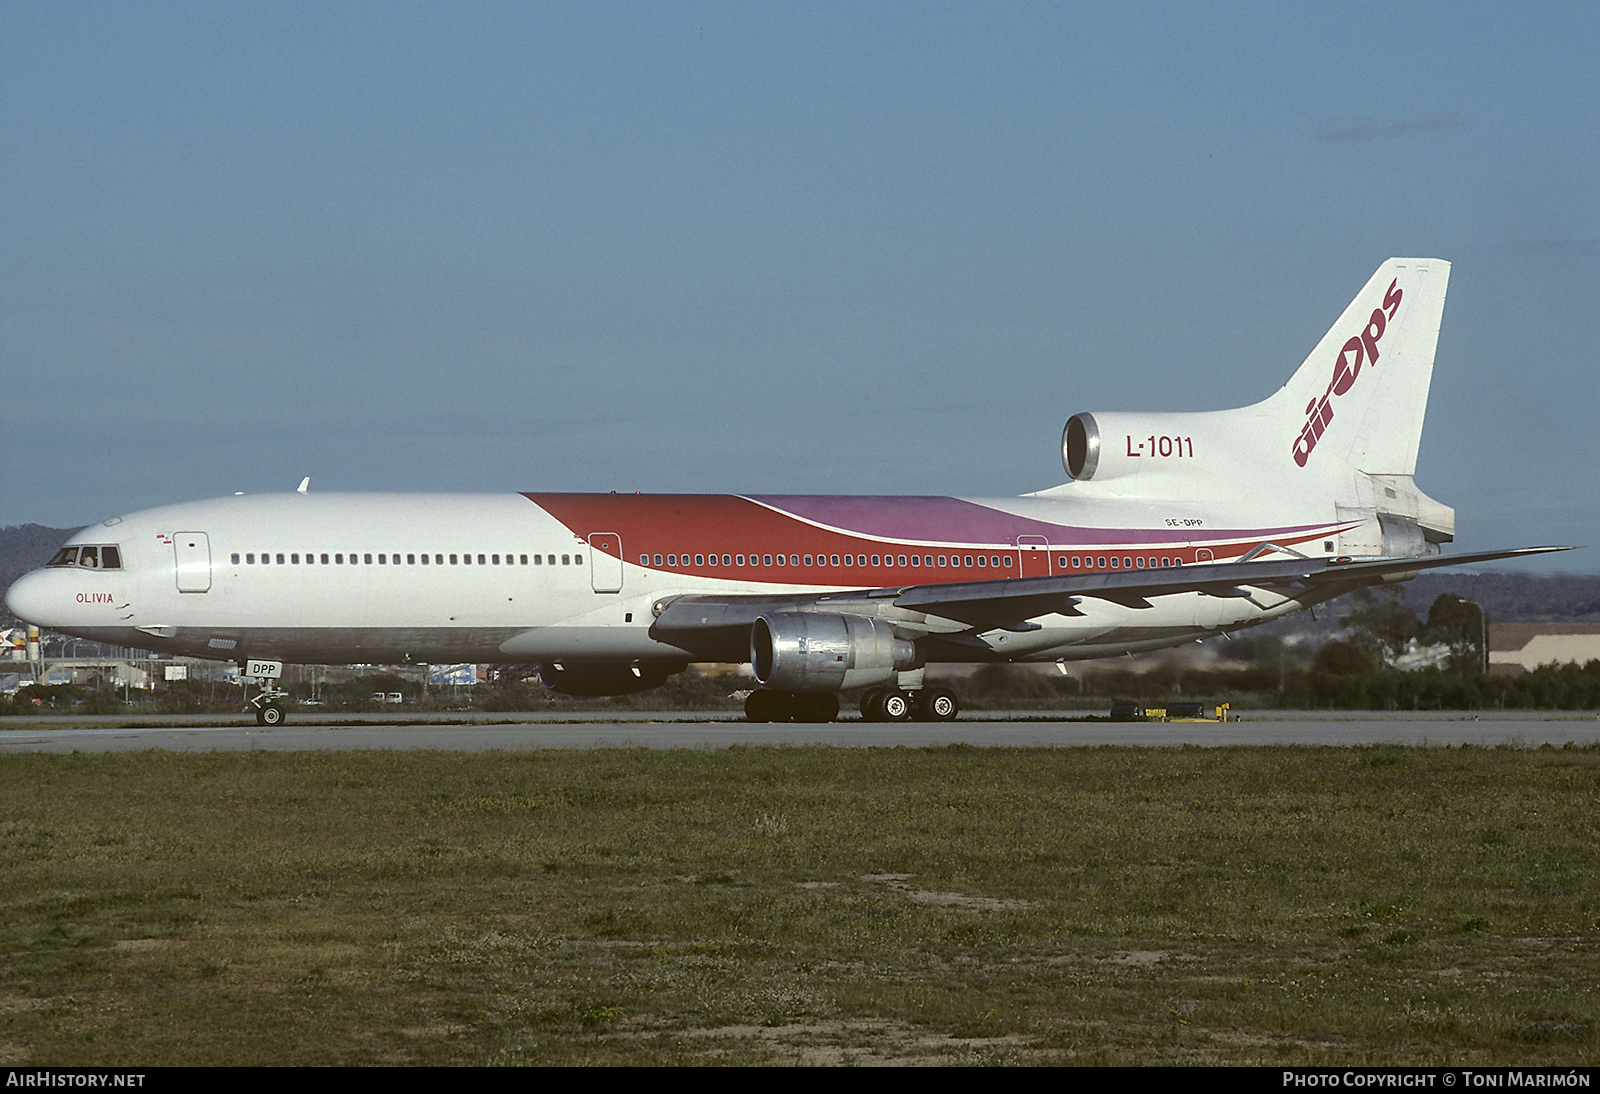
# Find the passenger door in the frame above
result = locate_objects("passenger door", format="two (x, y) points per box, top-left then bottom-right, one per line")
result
(588, 533), (623, 593)
(1016, 535), (1052, 579)
(174, 532), (212, 593)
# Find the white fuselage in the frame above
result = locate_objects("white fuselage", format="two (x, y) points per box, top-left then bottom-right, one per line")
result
(6, 489), (1351, 669)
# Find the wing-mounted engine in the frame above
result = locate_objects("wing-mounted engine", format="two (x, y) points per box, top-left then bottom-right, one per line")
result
(751, 613), (920, 693)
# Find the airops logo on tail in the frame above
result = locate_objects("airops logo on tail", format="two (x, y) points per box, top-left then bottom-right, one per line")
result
(1293, 279), (1404, 467)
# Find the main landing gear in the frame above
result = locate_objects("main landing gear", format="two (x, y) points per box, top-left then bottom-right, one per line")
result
(859, 686), (959, 723)
(743, 687), (960, 723)
(744, 690), (840, 723)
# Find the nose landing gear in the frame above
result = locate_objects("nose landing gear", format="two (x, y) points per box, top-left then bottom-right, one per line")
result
(242, 658), (289, 726)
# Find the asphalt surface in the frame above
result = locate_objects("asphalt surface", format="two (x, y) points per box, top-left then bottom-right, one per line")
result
(3, 710), (1598, 752)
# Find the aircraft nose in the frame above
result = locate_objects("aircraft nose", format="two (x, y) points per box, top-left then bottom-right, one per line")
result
(5, 570), (53, 627)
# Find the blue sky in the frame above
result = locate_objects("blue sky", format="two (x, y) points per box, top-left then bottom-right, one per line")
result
(3, 2), (1595, 571)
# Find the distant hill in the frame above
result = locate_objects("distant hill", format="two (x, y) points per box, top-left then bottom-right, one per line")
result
(1247, 568), (1600, 649)
(1398, 571), (1600, 625)
(1, 524), (79, 628)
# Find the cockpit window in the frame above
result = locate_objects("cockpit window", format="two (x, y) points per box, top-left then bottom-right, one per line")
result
(45, 544), (122, 569)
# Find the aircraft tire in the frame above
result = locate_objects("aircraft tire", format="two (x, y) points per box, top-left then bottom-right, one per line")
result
(879, 689), (911, 722)
(859, 688), (885, 720)
(257, 702), (286, 727)
(795, 693), (839, 723)
(746, 690), (798, 723)
(916, 688), (959, 722)
(745, 690), (775, 722)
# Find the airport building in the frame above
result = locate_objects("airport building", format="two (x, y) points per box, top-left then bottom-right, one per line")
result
(1489, 624), (1600, 676)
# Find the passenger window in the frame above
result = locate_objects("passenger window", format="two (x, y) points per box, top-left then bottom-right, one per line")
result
(562, 554), (571, 565)
(363, 554), (371, 565)
(321, 554), (330, 564)
(478, 554), (486, 565)
(231, 553), (241, 564)
(292, 554), (300, 565)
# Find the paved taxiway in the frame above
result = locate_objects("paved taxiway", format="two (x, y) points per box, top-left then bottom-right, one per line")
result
(3, 710), (1597, 752)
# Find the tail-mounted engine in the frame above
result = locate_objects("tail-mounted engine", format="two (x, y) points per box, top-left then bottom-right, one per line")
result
(1062, 410), (1212, 483)
(751, 613), (919, 693)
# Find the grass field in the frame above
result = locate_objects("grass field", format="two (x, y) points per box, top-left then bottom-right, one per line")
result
(2, 744), (1597, 1065)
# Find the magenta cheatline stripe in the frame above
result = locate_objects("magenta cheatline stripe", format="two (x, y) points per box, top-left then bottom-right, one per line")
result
(742, 494), (1335, 548)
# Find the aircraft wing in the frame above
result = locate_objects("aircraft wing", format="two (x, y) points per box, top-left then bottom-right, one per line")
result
(651, 546), (1575, 640)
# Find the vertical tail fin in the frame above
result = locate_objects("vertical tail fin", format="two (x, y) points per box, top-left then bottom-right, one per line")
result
(1043, 257), (1455, 553)
(1270, 258), (1450, 479)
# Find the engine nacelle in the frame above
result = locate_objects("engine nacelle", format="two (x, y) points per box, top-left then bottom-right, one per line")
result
(1062, 410), (1221, 483)
(538, 661), (685, 696)
(751, 613), (918, 693)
